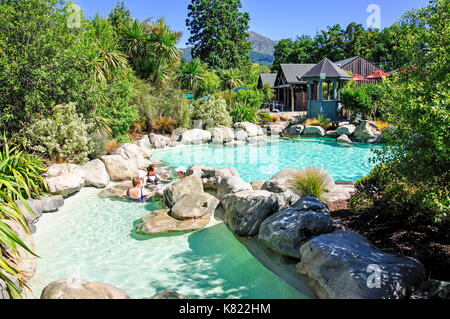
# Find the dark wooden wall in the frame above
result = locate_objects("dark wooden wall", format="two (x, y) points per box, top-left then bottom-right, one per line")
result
(341, 56), (381, 85)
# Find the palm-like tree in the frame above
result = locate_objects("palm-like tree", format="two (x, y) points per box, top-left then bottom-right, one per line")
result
(177, 59), (204, 93)
(120, 19), (147, 63)
(136, 56), (169, 86)
(220, 68), (244, 92)
(148, 18), (182, 66)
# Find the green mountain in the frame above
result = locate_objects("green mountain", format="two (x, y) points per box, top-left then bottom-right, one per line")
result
(180, 31), (277, 65)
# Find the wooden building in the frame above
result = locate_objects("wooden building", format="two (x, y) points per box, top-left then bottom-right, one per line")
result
(302, 58), (351, 122)
(257, 73), (277, 89)
(273, 64), (315, 112)
(334, 56), (382, 84)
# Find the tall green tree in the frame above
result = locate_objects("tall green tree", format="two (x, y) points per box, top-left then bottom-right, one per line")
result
(108, 0), (132, 31)
(177, 59), (205, 93)
(186, 0), (252, 69)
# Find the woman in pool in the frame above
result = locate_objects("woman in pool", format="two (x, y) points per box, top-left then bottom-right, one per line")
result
(121, 177), (153, 202)
(146, 164), (171, 188)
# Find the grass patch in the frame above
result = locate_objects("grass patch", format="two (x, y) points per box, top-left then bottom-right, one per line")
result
(290, 167), (329, 201)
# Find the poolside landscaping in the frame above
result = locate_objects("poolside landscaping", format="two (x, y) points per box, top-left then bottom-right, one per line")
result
(1, 0), (448, 302)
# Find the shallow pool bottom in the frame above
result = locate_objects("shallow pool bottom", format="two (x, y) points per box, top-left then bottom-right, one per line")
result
(30, 188), (312, 299)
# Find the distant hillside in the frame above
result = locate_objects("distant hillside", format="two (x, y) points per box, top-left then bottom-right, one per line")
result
(249, 31), (278, 56)
(180, 32), (277, 65)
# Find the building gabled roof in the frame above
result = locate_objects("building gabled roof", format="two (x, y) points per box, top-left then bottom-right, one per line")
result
(259, 73), (277, 88)
(301, 58), (352, 80)
(334, 56), (360, 68)
(279, 64), (316, 84)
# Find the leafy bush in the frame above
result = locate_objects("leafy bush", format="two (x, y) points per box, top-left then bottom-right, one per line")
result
(192, 97), (232, 128)
(341, 84), (385, 120)
(306, 114), (331, 130)
(258, 112), (273, 124)
(290, 167), (328, 201)
(375, 120), (390, 132)
(152, 115), (176, 134)
(0, 139), (42, 298)
(235, 89), (265, 110)
(25, 103), (94, 164)
(88, 132), (108, 160)
(230, 103), (260, 124)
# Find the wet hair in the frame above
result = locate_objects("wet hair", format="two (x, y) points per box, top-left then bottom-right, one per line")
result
(132, 177), (143, 187)
(147, 164), (156, 173)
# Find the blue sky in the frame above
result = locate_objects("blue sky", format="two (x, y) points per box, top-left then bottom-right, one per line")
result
(74, 0), (430, 47)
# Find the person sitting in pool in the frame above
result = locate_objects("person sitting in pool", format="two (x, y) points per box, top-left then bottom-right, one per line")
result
(175, 166), (187, 180)
(279, 132), (296, 141)
(146, 164), (163, 186)
(120, 177), (152, 202)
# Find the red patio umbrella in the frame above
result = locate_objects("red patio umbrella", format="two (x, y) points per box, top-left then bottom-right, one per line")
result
(366, 69), (391, 79)
(352, 73), (368, 81)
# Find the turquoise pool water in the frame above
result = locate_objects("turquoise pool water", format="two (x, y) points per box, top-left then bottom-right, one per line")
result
(31, 188), (311, 299)
(153, 138), (382, 182)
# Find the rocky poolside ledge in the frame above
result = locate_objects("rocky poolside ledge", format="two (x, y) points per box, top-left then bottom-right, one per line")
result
(2, 121), (448, 299)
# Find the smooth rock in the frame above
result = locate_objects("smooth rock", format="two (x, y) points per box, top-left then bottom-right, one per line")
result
(285, 124), (304, 136)
(163, 175), (204, 207)
(16, 196), (64, 225)
(217, 176), (252, 200)
(171, 128), (188, 142)
(211, 126), (235, 144)
(181, 129), (212, 145)
(186, 165), (240, 190)
(98, 181), (132, 199)
(101, 155), (139, 182)
(134, 135), (153, 158)
(149, 133), (171, 149)
(135, 209), (211, 234)
(326, 130), (338, 138)
(224, 140), (246, 147)
(336, 125), (356, 136)
(411, 280), (450, 299)
(234, 122), (263, 137)
(354, 120), (382, 142)
(171, 192), (220, 220)
(303, 126), (326, 137)
(251, 180), (265, 190)
(111, 143), (150, 170)
(222, 190), (278, 237)
(258, 207), (335, 258)
(247, 136), (267, 145)
(40, 278), (130, 299)
(44, 164), (85, 198)
(297, 230), (426, 299)
(82, 159), (110, 188)
(292, 195), (330, 215)
(337, 134), (353, 144)
(234, 129), (248, 141)
(265, 122), (289, 136)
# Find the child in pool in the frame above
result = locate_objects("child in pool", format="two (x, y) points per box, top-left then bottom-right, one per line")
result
(146, 164), (171, 188)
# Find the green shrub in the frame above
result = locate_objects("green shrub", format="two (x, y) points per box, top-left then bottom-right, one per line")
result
(230, 102), (260, 124)
(258, 112), (273, 124)
(193, 97), (232, 128)
(290, 168), (329, 201)
(88, 132), (108, 160)
(341, 84), (385, 120)
(25, 103), (94, 164)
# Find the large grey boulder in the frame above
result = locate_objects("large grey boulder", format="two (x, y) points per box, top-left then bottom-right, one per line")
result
(186, 165), (240, 190)
(292, 195), (330, 215)
(336, 125), (356, 136)
(111, 143), (150, 170)
(285, 124), (305, 136)
(101, 155), (139, 182)
(171, 192), (220, 220)
(247, 136), (267, 145)
(265, 122), (289, 136)
(134, 136), (153, 158)
(411, 280), (450, 299)
(98, 181), (133, 199)
(222, 190), (278, 237)
(135, 209), (211, 234)
(354, 120), (382, 142)
(82, 159), (110, 188)
(216, 176), (252, 200)
(303, 126), (326, 137)
(326, 130), (338, 138)
(234, 122), (263, 137)
(297, 230), (426, 299)
(163, 175), (204, 207)
(16, 196), (64, 225)
(337, 134), (353, 144)
(251, 180), (265, 190)
(171, 128), (188, 142)
(224, 140), (246, 147)
(211, 126), (235, 144)
(41, 278), (130, 299)
(44, 164), (85, 198)
(181, 129), (212, 145)
(258, 207), (335, 259)
(234, 129), (248, 142)
(149, 133), (171, 149)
